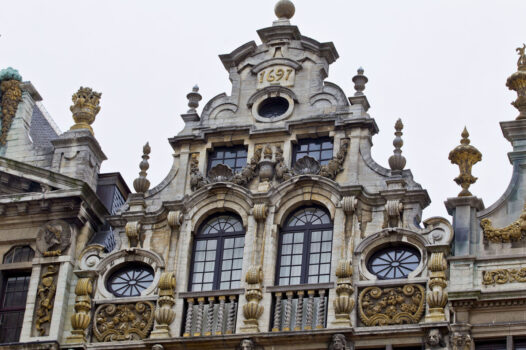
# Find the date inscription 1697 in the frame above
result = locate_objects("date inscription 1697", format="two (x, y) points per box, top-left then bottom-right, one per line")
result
(256, 65), (295, 89)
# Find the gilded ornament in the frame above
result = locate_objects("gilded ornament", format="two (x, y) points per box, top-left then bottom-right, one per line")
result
(332, 260), (354, 327)
(69, 86), (101, 135)
(35, 265), (58, 336)
(93, 301), (155, 342)
(0, 68), (23, 145)
(482, 267), (526, 285)
(480, 204), (526, 243)
(358, 284), (425, 326)
(151, 272), (176, 338)
(242, 265), (264, 333)
(426, 252), (448, 322)
(66, 278), (94, 343)
(506, 44), (526, 120)
(448, 127), (482, 197)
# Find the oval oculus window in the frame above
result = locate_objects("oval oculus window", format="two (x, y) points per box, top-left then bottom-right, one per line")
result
(367, 246), (420, 280)
(257, 96), (289, 118)
(107, 263), (154, 297)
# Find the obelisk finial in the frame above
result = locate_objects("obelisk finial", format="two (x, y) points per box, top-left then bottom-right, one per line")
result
(448, 127), (482, 197)
(388, 119), (406, 173)
(69, 87), (101, 135)
(506, 44), (526, 120)
(133, 142), (151, 194)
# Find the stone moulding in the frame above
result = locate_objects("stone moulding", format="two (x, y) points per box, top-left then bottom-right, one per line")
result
(482, 267), (526, 285)
(358, 284), (425, 326)
(480, 204), (526, 243)
(93, 301), (155, 342)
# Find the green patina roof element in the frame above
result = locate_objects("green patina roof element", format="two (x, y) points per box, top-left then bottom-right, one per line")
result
(0, 67), (22, 82)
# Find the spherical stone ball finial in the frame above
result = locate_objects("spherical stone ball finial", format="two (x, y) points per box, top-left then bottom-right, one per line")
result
(275, 0), (295, 20)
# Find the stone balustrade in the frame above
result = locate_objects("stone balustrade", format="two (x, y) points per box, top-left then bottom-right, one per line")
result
(179, 289), (243, 337)
(267, 283), (332, 332)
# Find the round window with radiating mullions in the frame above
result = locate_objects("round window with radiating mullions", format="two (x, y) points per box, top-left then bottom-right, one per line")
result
(106, 263), (154, 297)
(367, 245), (421, 280)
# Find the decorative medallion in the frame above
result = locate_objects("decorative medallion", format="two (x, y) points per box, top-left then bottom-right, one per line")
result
(36, 220), (72, 257)
(93, 301), (155, 342)
(292, 156), (320, 176)
(358, 284), (425, 326)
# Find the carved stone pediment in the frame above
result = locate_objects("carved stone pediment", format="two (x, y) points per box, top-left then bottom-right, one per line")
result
(36, 220), (72, 257)
(292, 156), (320, 175)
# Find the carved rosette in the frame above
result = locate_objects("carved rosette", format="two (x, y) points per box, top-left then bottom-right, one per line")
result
(151, 272), (176, 338)
(332, 259), (355, 327)
(35, 265), (58, 336)
(358, 284), (425, 326)
(66, 278), (93, 343)
(426, 252), (448, 322)
(93, 301), (155, 342)
(0, 68), (23, 145)
(482, 267), (526, 285)
(480, 204), (526, 243)
(69, 86), (101, 135)
(448, 128), (482, 197)
(241, 265), (264, 333)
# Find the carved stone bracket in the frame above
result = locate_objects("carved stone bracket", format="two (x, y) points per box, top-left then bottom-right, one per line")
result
(384, 199), (403, 228)
(450, 330), (472, 350)
(167, 210), (184, 228)
(66, 278), (93, 343)
(480, 204), (526, 243)
(151, 272), (177, 338)
(426, 252), (448, 322)
(358, 284), (425, 326)
(241, 265), (264, 333)
(252, 203), (268, 221)
(341, 196), (358, 215)
(332, 260), (354, 327)
(35, 265), (58, 336)
(93, 301), (155, 342)
(482, 267), (526, 285)
(125, 221), (142, 248)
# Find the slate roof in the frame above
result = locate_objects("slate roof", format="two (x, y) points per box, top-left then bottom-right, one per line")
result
(29, 103), (59, 149)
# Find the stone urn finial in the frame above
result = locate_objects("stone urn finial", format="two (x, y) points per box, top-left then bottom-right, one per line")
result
(274, 0), (295, 20)
(133, 142), (151, 193)
(388, 118), (406, 173)
(506, 44), (526, 120)
(187, 85), (202, 113)
(69, 87), (101, 135)
(448, 127), (482, 197)
(352, 67), (368, 96)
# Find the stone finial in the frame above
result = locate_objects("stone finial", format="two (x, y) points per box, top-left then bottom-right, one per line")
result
(448, 127), (482, 197)
(133, 142), (151, 193)
(352, 67), (368, 96)
(274, 0), (295, 20)
(388, 119), (406, 172)
(506, 44), (526, 120)
(69, 87), (101, 135)
(186, 85), (202, 113)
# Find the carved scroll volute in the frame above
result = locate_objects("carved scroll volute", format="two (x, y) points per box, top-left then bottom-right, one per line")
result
(151, 272), (177, 338)
(332, 259), (354, 327)
(125, 221), (141, 248)
(342, 196), (357, 215)
(426, 252), (448, 322)
(167, 210), (183, 228)
(66, 278), (93, 343)
(253, 203), (268, 222)
(241, 265), (264, 333)
(385, 199), (403, 228)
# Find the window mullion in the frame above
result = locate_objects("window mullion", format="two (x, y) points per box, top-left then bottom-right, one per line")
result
(301, 228), (312, 284)
(215, 235), (225, 290)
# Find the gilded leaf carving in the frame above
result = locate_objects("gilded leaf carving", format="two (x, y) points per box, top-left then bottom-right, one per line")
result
(358, 284), (425, 326)
(482, 268), (526, 285)
(480, 204), (526, 243)
(93, 301), (155, 342)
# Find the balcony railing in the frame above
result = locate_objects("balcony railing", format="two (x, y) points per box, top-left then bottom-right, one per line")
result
(267, 283), (332, 332)
(180, 289), (243, 337)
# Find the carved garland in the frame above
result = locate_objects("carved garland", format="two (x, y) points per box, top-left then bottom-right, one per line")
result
(358, 284), (425, 326)
(482, 267), (526, 285)
(480, 204), (526, 243)
(93, 301), (155, 342)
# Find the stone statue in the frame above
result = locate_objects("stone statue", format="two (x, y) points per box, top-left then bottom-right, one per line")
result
(36, 220), (71, 257)
(328, 334), (351, 350)
(237, 338), (256, 350)
(426, 328), (445, 348)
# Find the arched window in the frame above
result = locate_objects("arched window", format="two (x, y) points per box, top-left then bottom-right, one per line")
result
(190, 214), (245, 292)
(3, 246), (34, 264)
(276, 207), (333, 286)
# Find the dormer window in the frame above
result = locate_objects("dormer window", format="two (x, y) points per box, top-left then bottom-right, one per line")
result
(293, 138), (333, 166)
(207, 146), (247, 174)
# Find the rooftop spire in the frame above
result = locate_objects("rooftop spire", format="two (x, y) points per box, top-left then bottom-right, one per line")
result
(388, 118), (406, 173)
(506, 44), (526, 120)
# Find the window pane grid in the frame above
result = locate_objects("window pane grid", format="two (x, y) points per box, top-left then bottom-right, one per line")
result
(294, 139), (333, 166)
(208, 146), (247, 174)
(3, 246), (34, 264)
(0, 275), (30, 344)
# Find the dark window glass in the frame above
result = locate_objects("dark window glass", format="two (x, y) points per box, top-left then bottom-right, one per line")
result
(208, 146), (247, 174)
(293, 138), (333, 166)
(515, 338), (526, 350)
(3, 246), (34, 264)
(107, 263), (154, 297)
(367, 246), (420, 280)
(258, 97), (289, 118)
(0, 274), (30, 343)
(190, 214), (245, 291)
(475, 339), (507, 350)
(277, 207), (333, 286)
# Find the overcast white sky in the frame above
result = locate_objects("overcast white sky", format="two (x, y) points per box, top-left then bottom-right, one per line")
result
(1, 0), (526, 220)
